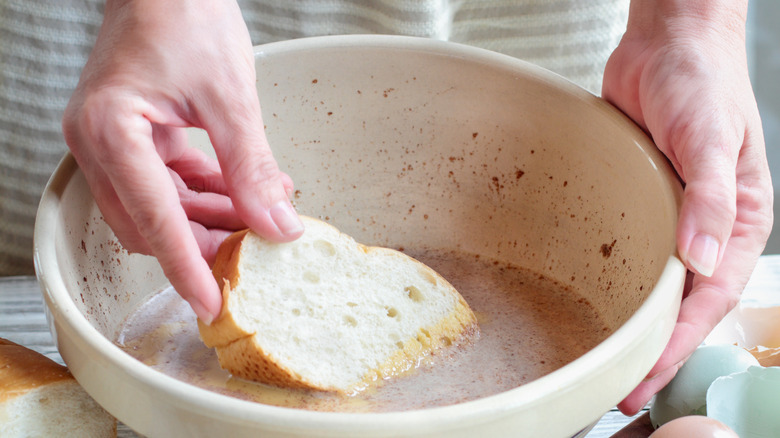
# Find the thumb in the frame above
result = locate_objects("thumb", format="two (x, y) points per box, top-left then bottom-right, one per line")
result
(199, 77), (304, 242)
(663, 109), (739, 277)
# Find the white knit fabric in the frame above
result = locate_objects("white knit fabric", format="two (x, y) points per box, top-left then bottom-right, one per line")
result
(237, 0), (629, 92)
(0, 0), (628, 275)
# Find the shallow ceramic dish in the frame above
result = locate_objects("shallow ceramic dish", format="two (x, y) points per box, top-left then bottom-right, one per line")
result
(34, 35), (685, 438)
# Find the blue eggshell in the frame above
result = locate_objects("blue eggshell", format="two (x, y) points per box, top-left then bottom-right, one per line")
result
(707, 366), (780, 438)
(649, 344), (759, 428)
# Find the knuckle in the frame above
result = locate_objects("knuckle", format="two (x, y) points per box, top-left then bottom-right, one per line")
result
(119, 237), (150, 256)
(128, 207), (171, 250)
(737, 180), (775, 241)
(64, 88), (149, 163)
(687, 182), (737, 220)
(102, 217), (151, 256)
(226, 146), (281, 187)
(160, 256), (193, 287)
(671, 120), (740, 174)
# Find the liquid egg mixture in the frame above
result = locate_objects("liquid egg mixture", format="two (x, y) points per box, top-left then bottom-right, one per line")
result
(116, 250), (610, 412)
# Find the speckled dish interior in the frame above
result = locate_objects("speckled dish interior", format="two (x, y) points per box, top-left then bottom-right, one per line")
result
(35, 35), (685, 438)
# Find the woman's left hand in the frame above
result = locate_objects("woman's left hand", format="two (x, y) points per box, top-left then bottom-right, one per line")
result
(602, 0), (773, 414)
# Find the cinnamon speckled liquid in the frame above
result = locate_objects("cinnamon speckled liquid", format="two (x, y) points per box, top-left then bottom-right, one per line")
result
(116, 249), (610, 412)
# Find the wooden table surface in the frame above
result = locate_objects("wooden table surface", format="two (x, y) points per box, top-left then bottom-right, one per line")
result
(0, 275), (652, 438)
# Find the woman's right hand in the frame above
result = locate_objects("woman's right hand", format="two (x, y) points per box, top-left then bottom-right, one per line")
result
(62, 0), (304, 324)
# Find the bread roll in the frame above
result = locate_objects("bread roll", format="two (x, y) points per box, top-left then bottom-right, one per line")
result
(0, 338), (116, 437)
(198, 216), (478, 393)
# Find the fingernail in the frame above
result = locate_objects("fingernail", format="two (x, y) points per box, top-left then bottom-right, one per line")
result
(687, 233), (719, 277)
(188, 297), (215, 325)
(269, 200), (304, 237)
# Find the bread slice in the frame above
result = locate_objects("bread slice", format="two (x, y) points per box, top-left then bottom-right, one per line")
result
(198, 216), (478, 393)
(0, 338), (116, 437)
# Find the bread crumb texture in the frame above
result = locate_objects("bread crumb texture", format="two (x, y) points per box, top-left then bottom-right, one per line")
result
(0, 338), (116, 437)
(199, 217), (478, 393)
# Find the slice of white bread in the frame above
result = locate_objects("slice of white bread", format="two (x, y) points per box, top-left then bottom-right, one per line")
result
(0, 338), (116, 437)
(198, 216), (478, 393)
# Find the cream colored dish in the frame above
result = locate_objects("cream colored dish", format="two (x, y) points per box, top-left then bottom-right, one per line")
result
(34, 35), (685, 438)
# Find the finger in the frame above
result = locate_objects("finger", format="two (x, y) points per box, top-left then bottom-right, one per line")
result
(159, 126), (294, 226)
(82, 164), (155, 255)
(180, 191), (245, 230)
(278, 171), (295, 199)
(189, 221), (234, 266)
(169, 169), (245, 230)
(160, 136), (245, 230)
(667, 105), (742, 279)
(658, 108), (771, 365)
(167, 145), (230, 195)
(65, 123), (154, 255)
(660, 155), (771, 366)
(209, 116), (303, 241)
(210, 108), (303, 241)
(194, 60), (304, 242)
(619, 139), (772, 413)
(93, 98), (221, 323)
(618, 366), (680, 415)
(617, 279), (738, 415)
(617, 277), (737, 415)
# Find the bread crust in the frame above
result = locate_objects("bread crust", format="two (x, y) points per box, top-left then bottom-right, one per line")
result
(198, 217), (479, 393)
(198, 229), (253, 348)
(214, 336), (320, 391)
(0, 338), (117, 438)
(0, 338), (73, 403)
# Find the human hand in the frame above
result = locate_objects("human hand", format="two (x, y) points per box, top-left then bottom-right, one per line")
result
(602, 0), (773, 414)
(62, 0), (304, 324)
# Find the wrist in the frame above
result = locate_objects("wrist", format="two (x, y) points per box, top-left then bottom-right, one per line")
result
(625, 0), (748, 42)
